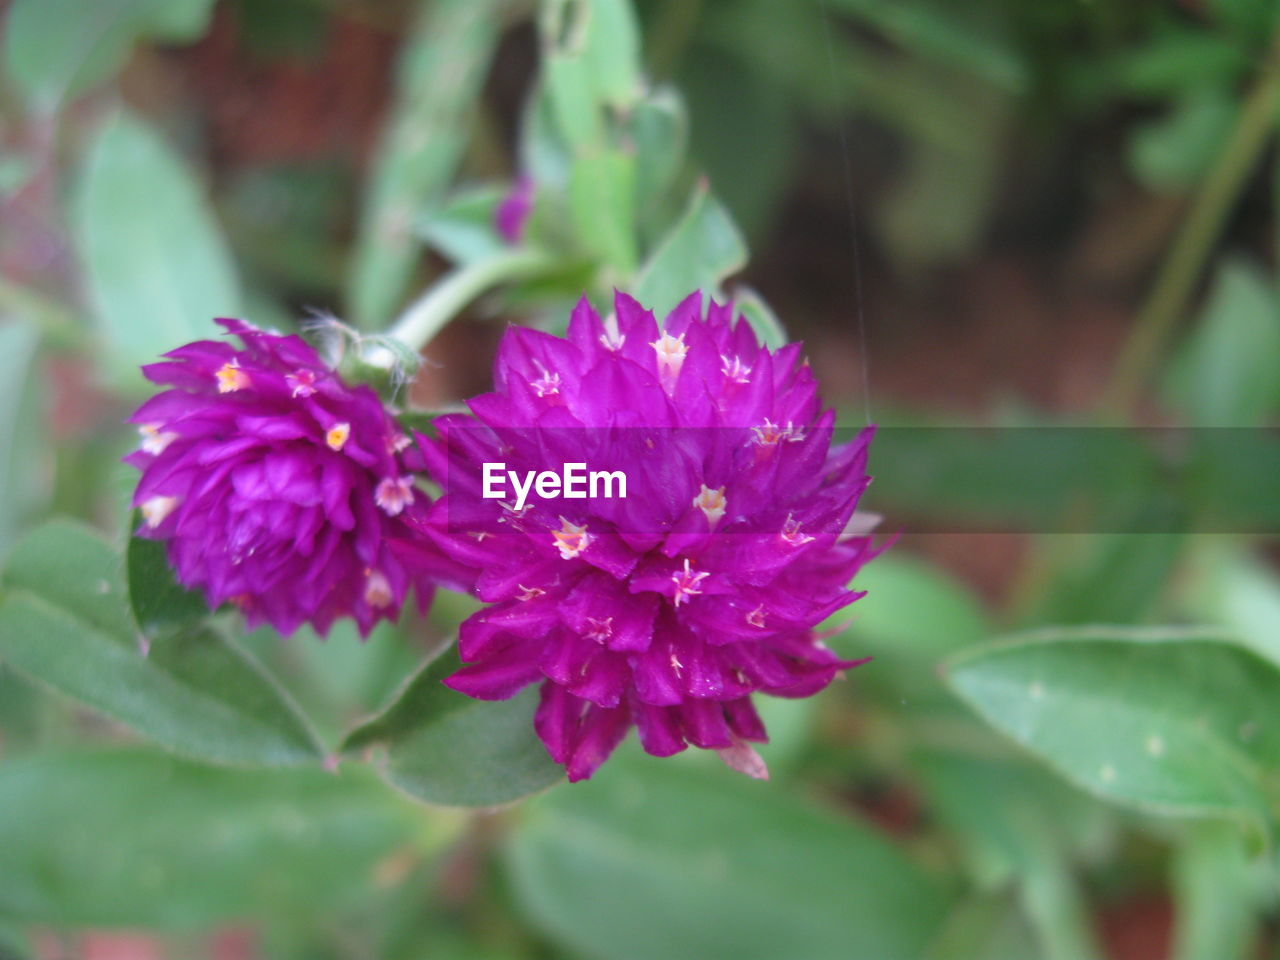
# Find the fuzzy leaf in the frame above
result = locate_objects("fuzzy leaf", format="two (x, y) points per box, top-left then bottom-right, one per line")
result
(0, 520), (323, 767)
(344, 647), (563, 807)
(74, 110), (240, 388)
(507, 751), (951, 960)
(0, 748), (434, 929)
(945, 627), (1280, 832)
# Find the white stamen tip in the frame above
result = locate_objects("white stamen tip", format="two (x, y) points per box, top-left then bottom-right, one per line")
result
(141, 495), (181, 528)
(138, 423), (178, 455)
(375, 476), (415, 516)
(552, 517), (590, 559)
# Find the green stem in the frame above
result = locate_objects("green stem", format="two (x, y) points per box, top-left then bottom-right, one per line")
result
(1020, 849), (1105, 960)
(1100, 30), (1280, 418)
(377, 249), (555, 360)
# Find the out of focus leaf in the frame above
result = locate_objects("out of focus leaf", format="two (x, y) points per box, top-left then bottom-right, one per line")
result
(731, 287), (788, 350)
(127, 528), (210, 638)
(348, 0), (504, 328)
(1033, 532), (1186, 626)
(864, 425), (1157, 533)
(74, 110), (240, 388)
(568, 148), (638, 274)
(1165, 259), (1280, 426)
(923, 894), (1037, 960)
(1184, 543), (1280, 666)
(946, 627), (1280, 832)
(913, 750), (1109, 889)
(631, 88), (688, 231)
(0, 321), (46, 556)
(0, 920), (30, 960)
(1208, 0), (1280, 37)
(1115, 32), (1250, 98)
(0, 748), (435, 929)
(343, 647), (563, 807)
(2, 0), (215, 109)
(878, 126), (1003, 269)
(828, 0), (1028, 93)
(634, 183), (747, 318)
(507, 749), (951, 960)
(418, 185), (508, 267)
(837, 553), (988, 660)
(0, 520), (323, 766)
(679, 46), (796, 241)
(1171, 821), (1263, 960)
(1129, 89), (1238, 190)
(540, 0), (644, 149)
(831, 553), (989, 711)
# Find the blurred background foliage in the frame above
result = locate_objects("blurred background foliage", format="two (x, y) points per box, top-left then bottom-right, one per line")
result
(2, 0), (1280, 958)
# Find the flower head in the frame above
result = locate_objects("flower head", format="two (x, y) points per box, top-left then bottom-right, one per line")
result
(126, 318), (462, 637)
(419, 292), (877, 782)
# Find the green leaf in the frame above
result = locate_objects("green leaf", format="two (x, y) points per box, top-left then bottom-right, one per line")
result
(914, 750), (1110, 889)
(74, 110), (240, 388)
(633, 183), (747, 318)
(418, 185), (508, 267)
(945, 627), (1280, 831)
(1165, 259), (1280, 426)
(343, 646), (563, 808)
(568, 147), (638, 274)
(127, 527), (210, 638)
(3, 0), (216, 109)
(347, 0), (504, 328)
(1033, 532), (1187, 626)
(630, 88), (688, 234)
(1171, 821), (1264, 960)
(1186, 543), (1280, 667)
(837, 553), (988, 658)
(830, 554), (990, 709)
(0, 520), (323, 766)
(1129, 89), (1238, 190)
(506, 751), (951, 960)
(540, 0), (644, 150)
(878, 127), (1003, 269)
(1115, 33), (1250, 98)
(829, 0), (1027, 92)
(678, 46), (795, 241)
(730, 288), (788, 350)
(0, 321), (46, 556)
(0, 748), (440, 929)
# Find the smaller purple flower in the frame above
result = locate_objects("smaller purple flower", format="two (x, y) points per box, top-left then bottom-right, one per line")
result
(126, 318), (462, 637)
(495, 175), (535, 245)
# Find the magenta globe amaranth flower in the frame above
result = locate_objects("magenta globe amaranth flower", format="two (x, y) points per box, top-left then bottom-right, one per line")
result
(126, 318), (460, 637)
(419, 291), (877, 782)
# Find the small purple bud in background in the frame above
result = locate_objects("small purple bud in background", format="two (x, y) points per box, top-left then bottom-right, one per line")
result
(495, 175), (535, 245)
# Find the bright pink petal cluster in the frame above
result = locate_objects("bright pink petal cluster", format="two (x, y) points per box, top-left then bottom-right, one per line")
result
(126, 318), (462, 637)
(418, 292), (877, 781)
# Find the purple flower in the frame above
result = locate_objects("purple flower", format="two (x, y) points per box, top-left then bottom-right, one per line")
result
(126, 318), (463, 637)
(418, 292), (877, 781)
(495, 175), (534, 245)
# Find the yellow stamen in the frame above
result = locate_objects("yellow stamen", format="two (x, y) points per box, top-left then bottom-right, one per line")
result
(326, 422), (350, 451)
(215, 361), (250, 393)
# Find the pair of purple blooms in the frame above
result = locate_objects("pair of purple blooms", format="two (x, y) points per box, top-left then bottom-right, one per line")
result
(128, 292), (878, 783)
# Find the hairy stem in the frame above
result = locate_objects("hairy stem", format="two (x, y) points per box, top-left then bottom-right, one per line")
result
(379, 249), (555, 360)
